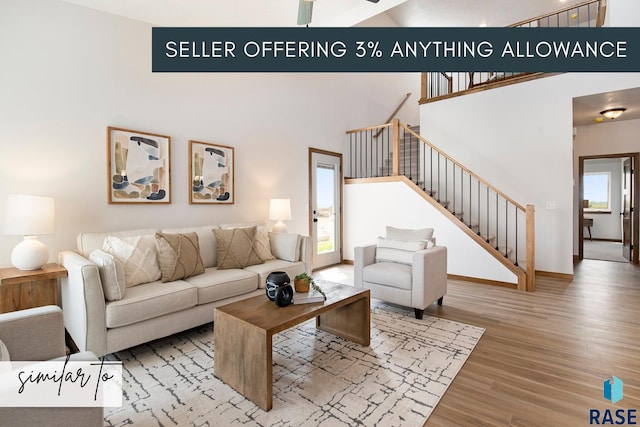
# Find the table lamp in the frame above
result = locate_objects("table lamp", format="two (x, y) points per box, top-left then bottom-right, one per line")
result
(269, 198), (291, 233)
(3, 194), (55, 270)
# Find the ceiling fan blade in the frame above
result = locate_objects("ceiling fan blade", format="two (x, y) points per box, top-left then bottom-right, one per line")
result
(297, 0), (314, 25)
(366, 0), (380, 2)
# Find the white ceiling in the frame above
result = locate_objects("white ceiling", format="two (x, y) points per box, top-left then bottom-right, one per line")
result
(61, 0), (640, 126)
(573, 87), (640, 127)
(62, 0), (587, 28)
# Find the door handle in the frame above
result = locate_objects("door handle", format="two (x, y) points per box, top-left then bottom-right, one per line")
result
(313, 218), (318, 223)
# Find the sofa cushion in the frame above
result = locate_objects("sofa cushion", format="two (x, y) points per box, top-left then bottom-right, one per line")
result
(243, 259), (306, 289)
(375, 237), (426, 265)
(363, 261), (412, 290)
(105, 280), (197, 328)
(184, 268), (258, 304)
(213, 227), (263, 269)
(89, 249), (126, 301)
(155, 232), (205, 282)
(103, 235), (161, 287)
(160, 225), (220, 268)
(268, 232), (300, 262)
(386, 226), (434, 242)
(77, 228), (159, 257)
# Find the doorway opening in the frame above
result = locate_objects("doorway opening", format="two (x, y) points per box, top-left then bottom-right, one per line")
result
(578, 153), (639, 264)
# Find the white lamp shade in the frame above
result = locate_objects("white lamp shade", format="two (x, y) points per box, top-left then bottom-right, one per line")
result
(269, 199), (292, 221)
(3, 194), (55, 236)
(269, 198), (291, 233)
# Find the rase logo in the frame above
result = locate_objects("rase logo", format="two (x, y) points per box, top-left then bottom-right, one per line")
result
(589, 376), (636, 425)
(605, 376), (624, 405)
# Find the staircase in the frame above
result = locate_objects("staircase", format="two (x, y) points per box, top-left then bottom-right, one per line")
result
(346, 119), (535, 291)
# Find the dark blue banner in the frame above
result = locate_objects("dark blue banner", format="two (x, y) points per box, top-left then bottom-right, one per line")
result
(151, 27), (639, 72)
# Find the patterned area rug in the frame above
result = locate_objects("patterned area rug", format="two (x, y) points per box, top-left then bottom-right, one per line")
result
(105, 302), (484, 426)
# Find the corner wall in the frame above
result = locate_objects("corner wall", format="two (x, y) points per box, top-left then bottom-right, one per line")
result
(420, 73), (640, 275)
(0, 0), (420, 267)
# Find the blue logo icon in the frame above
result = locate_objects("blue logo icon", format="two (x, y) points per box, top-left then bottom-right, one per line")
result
(604, 376), (624, 404)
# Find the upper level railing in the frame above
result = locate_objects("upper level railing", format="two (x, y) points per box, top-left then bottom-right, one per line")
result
(420, 0), (607, 103)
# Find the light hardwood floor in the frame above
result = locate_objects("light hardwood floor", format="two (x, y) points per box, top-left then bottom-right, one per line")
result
(316, 260), (640, 426)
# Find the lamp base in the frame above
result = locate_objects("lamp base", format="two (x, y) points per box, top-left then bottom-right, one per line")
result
(11, 236), (49, 271)
(272, 221), (288, 233)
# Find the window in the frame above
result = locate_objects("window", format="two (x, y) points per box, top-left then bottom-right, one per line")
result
(584, 172), (611, 212)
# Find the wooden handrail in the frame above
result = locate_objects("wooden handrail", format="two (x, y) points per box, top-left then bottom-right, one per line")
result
(374, 93), (412, 138)
(398, 122), (527, 212)
(509, 0), (604, 28)
(345, 123), (392, 135)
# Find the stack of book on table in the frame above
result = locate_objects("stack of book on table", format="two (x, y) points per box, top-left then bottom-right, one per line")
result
(293, 288), (325, 304)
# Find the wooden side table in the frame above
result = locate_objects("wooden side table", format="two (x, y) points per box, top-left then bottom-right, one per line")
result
(0, 263), (68, 314)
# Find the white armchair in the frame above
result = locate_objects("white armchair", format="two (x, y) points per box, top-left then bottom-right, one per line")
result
(0, 306), (103, 427)
(354, 226), (447, 319)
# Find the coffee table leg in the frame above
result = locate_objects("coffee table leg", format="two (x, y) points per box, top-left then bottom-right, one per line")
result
(214, 309), (273, 411)
(316, 294), (370, 346)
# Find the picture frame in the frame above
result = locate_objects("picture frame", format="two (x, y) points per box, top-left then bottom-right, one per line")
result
(189, 140), (234, 204)
(107, 127), (171, 204)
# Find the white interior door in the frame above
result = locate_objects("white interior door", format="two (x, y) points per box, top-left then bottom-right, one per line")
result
(310, 149), (342, 270)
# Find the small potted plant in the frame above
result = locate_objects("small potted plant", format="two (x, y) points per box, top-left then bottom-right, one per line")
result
(294, 272), (314, 293)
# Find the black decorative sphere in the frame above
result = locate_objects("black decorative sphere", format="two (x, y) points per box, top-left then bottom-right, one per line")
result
(275, 284), (294, 307)
(266, 271), (290, 301)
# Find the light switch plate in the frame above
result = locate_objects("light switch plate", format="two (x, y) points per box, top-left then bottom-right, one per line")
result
(545, 201), (556, 210)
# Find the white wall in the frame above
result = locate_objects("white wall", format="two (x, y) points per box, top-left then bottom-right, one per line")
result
(0, 0), (420, 267)
(420, 73), (640, 275)
(605, 0), (640, 26)
(344, 181), (518, 284)
(573, 118), (640, 253)
(583, 159), (623, 240)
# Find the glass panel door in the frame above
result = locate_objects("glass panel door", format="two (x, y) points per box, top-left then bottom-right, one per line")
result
(310, 150), (341, 269)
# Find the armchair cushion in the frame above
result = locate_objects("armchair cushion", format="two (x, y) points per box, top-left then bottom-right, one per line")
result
(375, 237), (426, 265)
(0, 339), (9, 361)
(0, 306), (66, 361)
(362, 261), (412, 290)
(386, 226), (434, 243)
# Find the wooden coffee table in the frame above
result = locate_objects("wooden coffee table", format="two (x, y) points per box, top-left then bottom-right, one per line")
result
(213, 283), (370, 411)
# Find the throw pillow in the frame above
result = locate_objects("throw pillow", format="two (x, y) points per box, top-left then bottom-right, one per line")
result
(375, 237), (426, 265)
(103, 235), (161, 287)
(89, 249), (126, 301)
(0, 339), (9, 362)
(220, 224), (275, 261)
(268, 232), (300, 262)
(386, 226), (434, 242)
(155, 232), (205, 282)
(213, 226), (264, 270)
(254, 226), (276, 261)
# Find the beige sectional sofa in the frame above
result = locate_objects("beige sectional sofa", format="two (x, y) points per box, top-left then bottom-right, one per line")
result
(58, 221), (310, 357)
